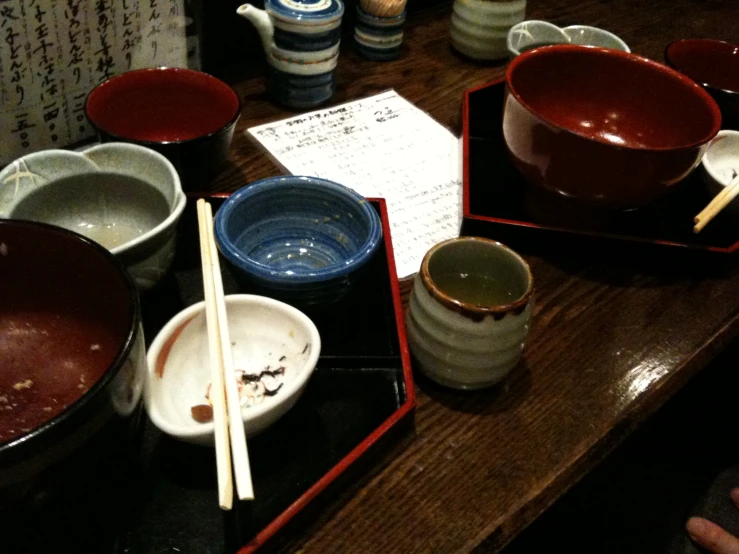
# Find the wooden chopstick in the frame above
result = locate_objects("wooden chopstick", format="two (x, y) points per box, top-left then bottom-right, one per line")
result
(197, 199), (233, 510)
(203, 202), (255, 501)
(694, 175), (739, 233)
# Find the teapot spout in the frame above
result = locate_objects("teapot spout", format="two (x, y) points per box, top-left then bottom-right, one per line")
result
(236, 4), (274, 53)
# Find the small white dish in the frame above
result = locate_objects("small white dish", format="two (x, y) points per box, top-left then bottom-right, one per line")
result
(506, 20), (570, 58)
(563, 25), (630, 52)
(145, 294), (321, 446)
(700, 130), (739, 213)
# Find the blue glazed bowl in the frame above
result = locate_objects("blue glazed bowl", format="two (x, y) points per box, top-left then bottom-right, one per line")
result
(214, 176), (383, 304)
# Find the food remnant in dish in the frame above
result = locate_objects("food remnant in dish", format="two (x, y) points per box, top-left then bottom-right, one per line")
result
(0, 243), (7, 256)
(0, 306), (120, 443)
(13, 379), (33, 391)
(191, 364), (288, 422)
(90, 343), (102, 351)
(302, 343), (310, 354)
(279, 355), (287, 362)
(289, 330), (295, 337)
(191, 404), (214, 423)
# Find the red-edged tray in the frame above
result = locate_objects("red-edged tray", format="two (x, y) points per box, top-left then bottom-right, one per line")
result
(462, 78), (739, 255)
(6, 194), (414, 554)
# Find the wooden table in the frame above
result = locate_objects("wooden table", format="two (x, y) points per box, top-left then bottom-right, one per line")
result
(205, 0), (739, 551)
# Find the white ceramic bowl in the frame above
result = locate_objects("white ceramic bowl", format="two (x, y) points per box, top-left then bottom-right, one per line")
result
(506, 20), (629, 58)
(0, 143), (186, 290)
(700, 130), (739, 213)
(506, 20), (570, 58)
(145, 294), (321, 446)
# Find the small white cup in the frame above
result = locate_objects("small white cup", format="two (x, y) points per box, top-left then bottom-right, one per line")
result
(700, 130), (739, 213)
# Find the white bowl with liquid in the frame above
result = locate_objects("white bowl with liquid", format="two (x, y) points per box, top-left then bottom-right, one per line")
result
(0, 142), (186, 290)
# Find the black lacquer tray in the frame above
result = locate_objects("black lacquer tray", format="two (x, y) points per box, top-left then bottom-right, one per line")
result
(462, 78), (739, 255)
(3, 194), (414, 554)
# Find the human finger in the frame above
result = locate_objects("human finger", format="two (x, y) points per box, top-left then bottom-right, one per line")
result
(686, 517), (739, 554)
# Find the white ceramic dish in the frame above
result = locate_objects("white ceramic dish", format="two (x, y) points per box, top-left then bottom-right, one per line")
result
(145, 294), (321, 446)
(506, 20), (629, 58)
(563, 25), (630, 52)
(0, 142), (186, 290)
(506, 20), (569, 58)
(700, 130), (739, 213)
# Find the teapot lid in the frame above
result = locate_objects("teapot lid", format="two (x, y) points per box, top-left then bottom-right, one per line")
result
(266, 0), (344, 25)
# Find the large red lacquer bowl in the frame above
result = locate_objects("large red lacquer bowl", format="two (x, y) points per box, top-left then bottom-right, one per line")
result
(503, 45), (721, 209)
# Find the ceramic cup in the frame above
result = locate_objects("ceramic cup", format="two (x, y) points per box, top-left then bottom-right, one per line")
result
(406, 237), (534, 389)
(451, 0), (527, 60)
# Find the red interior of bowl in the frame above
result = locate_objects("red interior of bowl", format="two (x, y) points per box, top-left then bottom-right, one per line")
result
(666, 39), (739, 94)
(86, 68), (240, 143)
(0, 223), (134, 444)
(507, 45), (721, 150)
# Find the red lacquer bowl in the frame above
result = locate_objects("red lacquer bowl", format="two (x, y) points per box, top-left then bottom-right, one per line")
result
(503, 45), (721, 209)
(86, 67), (241, 190)
(665, 39), (739, 131)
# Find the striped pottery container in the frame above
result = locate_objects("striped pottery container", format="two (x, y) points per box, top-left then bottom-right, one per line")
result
(354, 6), (406, 61)
(267, 52), (339, 108)
(237, 0), (344, 107)
(450, 0), (526, 60)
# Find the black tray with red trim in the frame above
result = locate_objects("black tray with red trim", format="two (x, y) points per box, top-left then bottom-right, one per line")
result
(5, 194), (414, 554)
(462, 78), (739, 255)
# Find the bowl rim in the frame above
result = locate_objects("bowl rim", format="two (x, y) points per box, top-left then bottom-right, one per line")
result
(144, 294), (322, 441)
(214, 176), (384, 283)
(506, 44), (723, 152)
(506, 20), (570, 57)
(0, 219), (140, 453)
(84, 66), (242, 146)
(420, 236), (534, 317)
(664, 38), (739, 96)
(561, 25), (630, 53)
(701, 129), (739, 187)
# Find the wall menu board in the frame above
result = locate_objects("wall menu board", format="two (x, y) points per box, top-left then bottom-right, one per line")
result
(0, 0), (192, 166)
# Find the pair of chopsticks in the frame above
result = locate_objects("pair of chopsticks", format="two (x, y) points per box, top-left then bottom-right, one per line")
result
(197, 199), (254, 509)
(694, 175), (739, 233)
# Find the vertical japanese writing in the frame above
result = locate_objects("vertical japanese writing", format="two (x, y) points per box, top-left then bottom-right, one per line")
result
(3, 3), (26, 106)
(65, 0), (84, 85)
(32, 1), (62, 143)
(166, 0), (181, 59)
(94, 0), (114, 82)
(120, 0), (137, 69)
(148, 0), (161, 60)
(4, 2), (37, 151)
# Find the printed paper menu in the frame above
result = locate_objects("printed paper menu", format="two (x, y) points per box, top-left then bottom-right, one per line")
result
(247, 90), (462, 280)
(0, 0), (191, 167)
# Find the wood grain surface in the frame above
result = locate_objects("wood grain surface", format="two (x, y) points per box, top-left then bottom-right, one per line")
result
(202, 0), (739, 551)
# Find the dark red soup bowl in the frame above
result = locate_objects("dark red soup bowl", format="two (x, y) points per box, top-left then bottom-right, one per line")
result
(665, 39), (739, 131)
(85, 67), (241, 190)
(503, 45), (721, 209)
(0, 220), (145, 492)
